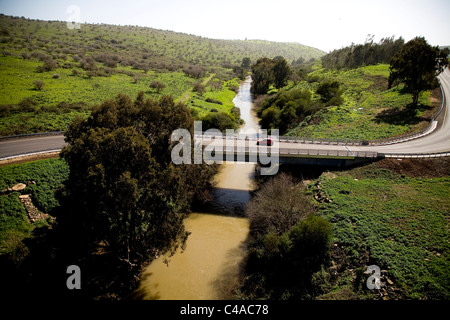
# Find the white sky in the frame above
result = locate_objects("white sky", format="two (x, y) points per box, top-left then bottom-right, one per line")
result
(0, 0), (449, 52)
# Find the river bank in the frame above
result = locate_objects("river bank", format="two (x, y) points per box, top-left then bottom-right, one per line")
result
(133, 76), (259, 300)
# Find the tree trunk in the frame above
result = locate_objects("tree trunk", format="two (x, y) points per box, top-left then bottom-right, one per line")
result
(411, 91), (420, 108)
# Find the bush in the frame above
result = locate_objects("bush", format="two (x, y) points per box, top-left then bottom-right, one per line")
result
(36, 58), (57, 72)
(246, 173), (315, 237)
(33, 80), (45, 91)
(201, 111), (236, 131)
(317, 81), (344, 106)
(149, 80), (166, 93)
(205, 97), (222, 105)
(183, 65), (205, 79)
(193, 81), (205, 94)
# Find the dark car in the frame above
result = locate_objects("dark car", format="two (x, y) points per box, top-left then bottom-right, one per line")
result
(256, 138), (273, 146)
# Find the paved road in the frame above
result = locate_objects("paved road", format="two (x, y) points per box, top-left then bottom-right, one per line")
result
(0, 134), (66, 159)
(1, 68), (449, 160)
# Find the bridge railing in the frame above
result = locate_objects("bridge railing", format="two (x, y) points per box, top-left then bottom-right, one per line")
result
(211, 145), (379, 159)
(381, 151), (450, 159)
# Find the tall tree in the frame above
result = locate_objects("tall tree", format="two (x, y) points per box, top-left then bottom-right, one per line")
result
(316, 80), (344, 106)
(59, 93), (216, 269)
(388, 37), (449, 107)
(251, 57), (275, 94)
(273, 57), (291, 89)
(241, 57), (251, 69)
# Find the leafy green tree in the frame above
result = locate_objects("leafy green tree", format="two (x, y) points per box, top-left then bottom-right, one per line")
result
(273, 57), (291, 89)
(257, 88), (315, 134)
(251, 57), (275, 94)
(241, 57), (251, 69)
(388, 37), (449, 107)
(201, 111), (236, 131)
(59, 93), (216, 269)
(240, 173), (332, 299)
(149, 80), (166, 93)
(316, 80), (344, 106)
(259, 105), (280, 130)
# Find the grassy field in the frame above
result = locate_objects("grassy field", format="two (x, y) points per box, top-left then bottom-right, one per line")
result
(0, 158), (69, 256)
(311, 159), (450, 299)
(286, 64), (440, 140)
(185, 77), (241, 118)
(0, 14), (325, 136)
(0, 55), (197, 135)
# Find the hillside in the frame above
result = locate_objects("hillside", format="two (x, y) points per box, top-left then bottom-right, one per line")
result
(284, 63), (441, 140)
(0, 15), (324, 67)
(0, 14), (324, 136)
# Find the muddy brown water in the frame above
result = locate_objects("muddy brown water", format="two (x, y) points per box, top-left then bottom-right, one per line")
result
(135, 77), (260, 300)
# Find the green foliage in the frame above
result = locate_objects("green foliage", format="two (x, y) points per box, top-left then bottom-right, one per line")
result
(251, 56), (291, 94)
(256, 87), (321, 134)
(0, 15), (324, 136)
(316, 80), (344, 106)
(201, 111), (237, 131)
(316, 166), (450, 299)
(0, 158), (69, 254)
(251, 58), (276, 94)
(60, 93), (217, 266)
(388, 37), (449, 107)
(322, 36), (405, 69)
(239, 174), (332, 299)
(286, 64), (438, 140)
(273, 57), (291, 89)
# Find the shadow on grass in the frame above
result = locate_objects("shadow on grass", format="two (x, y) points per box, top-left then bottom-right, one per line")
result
(374, 103), (432, 126)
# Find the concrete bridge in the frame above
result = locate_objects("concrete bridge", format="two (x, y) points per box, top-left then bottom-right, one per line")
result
(1, 69), (450, 167)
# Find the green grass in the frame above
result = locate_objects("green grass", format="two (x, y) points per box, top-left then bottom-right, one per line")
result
(185, 77), (240, 118)
(313, 165), (450, 299)
(0, 158), (69, 254)
(286, 64), (438, 140)
(0, 55), (197, 135)
(0, 55), (195, 107)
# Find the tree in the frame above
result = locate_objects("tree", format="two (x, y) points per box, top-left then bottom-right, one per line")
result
(201, 111), (236, 131)
(33, 80), (45, 90)
(246, 173), (315, 236)
(273, 57), (291, 89)
(59, 93), (216, 271)
(388, 37), (449, 107)
(241, 57), (251, 69)
(149, 80), (166, 93)
(251, 58), (275, 94)
(316, 80), (344, 106)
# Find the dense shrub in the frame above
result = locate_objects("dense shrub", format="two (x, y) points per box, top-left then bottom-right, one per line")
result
(33, 80), (45, 91)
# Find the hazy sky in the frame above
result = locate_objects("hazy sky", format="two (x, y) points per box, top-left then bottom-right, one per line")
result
(1, 0), (449, 52)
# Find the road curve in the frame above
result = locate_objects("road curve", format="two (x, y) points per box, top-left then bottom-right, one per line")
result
(1, 69), (449, 160)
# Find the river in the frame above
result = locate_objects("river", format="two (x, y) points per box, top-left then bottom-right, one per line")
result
(134, 76), (259, 300)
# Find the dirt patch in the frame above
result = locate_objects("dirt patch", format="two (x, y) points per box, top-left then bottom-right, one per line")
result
(0, 152), (60, 167)
(375, 157), (450, 178)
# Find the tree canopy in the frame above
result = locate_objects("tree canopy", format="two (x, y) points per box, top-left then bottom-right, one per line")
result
(59, 93), (216, 269)
(251, 57), (291, 94)
(388, 37), (449, 107)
